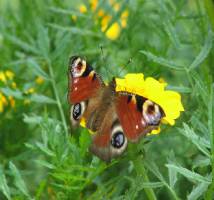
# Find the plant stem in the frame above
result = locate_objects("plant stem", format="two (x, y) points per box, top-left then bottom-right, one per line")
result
(205, 84), (214, 199)
(47, 59), (68, 136)
(165, 184), (180, 200)
(134, 158), (157, 200)
(204, 0), (214, 31)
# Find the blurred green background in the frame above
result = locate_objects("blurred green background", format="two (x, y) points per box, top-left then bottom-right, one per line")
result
(0, 0), (214, 199)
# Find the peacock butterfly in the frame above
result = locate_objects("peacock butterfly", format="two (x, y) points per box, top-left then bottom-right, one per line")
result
(68, 56), (165, 162)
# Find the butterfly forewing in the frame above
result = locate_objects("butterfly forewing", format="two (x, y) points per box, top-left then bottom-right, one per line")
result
(68, 56), (104, 104)
(68, 56), (104, 126)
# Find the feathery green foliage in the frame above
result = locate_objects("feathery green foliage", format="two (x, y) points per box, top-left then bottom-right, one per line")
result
(0, 0), (214, 199)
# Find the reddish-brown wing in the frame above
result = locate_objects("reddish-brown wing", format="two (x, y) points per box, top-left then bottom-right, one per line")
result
(116, 93), (165, 142)
(68, 56), (104, 104)
(89, 89), (165, 162)
(89, 100), (128, 162)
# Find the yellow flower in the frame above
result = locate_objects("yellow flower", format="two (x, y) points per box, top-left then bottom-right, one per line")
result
(9, 96), (15, 108)
(35, 76), (44, 85)
(101, 15), (112, 31)
(109, 0), (115, 5)
(74, 0), (129, 41)
(115, 73), (184, 126)
(151, 127), (161, 134)
(80, 117), (86, 127)
(5, 70), (15, 80)
(25, 87), (35, 94)
(71, 15), (77, 22)
(0, 92), (8, 112)
(79, 4), (87, 13)
(98, 9), (105, 17)
(90, 0), (98, 11)
(105, 22), (121, 40)
(0, 71), (6, 83)
(0, 101), (3, 112)
(113, 3), (120, 11)
(24, 99), (31, 105)
(11, 82), (17, 89)
(80, 117), (95, 135)
(120, 10), (129, 28)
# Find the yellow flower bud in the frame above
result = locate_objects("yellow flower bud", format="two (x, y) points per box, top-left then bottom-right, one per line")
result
(26, 88), (35, 94)
(9, 96), (15, 108)
(35, 76), (44, 85)
(90, 0), (98, 11)
(0, 71), (6, 83)
(11, 82), (17, 89)
(5, 70), (15, 80)
(105, 22), (121, 40)
(79, 4), (87, 13)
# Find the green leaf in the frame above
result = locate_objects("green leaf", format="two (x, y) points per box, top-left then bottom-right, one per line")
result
(166, 85), (192, 93)
(5, 34), (39, 55)
(1, 87), (23, 99)
(0, 167), (11, 200)
(167, 152), (178, 189)
(9, 162), (31, 198)
(34, 160), (56, 169)
(190, 116), (208, 134)
(23, 114), (43, 124)
(179, 123), (210, 157)
(25, 143), (36, 150)
(163, 20), (180, 48)
(125, 177), (164, 188)
(193, 156), (210, 169)
(191, 71), (209, 105)
(35, 180), (47, 200)
(48, 6), (87, 17)
(35, 142), (56, 157)
(144, 160), (165, 182)
(187, 181), (210, 200)
(208, 84), (213, 156)
(166, 164), (211, 183)
(79, 129), (91, 157)
(27, 58), (49, 79)
(189, 29), (213, 70)
(124, 175), (164, 200)
(140, 50), (185, 71)
(47, 23), (102, 37)
(37, 25), (50, 58)
(23, 114), (54, 124)
(29, 94), (56, 104)
(52, 32), (71, 60)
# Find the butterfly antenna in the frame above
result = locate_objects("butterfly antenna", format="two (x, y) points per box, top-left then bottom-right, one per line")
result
(99, 44), (113, 79)
(118, 58), (132, 76)
(99, 44), (105, 63)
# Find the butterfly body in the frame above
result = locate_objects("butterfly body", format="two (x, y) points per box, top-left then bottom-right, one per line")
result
(68, 56), (165, 161)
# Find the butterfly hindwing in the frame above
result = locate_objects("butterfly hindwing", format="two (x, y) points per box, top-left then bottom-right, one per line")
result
(89, 90), (165, 162)
(89, 97), (128, 162)
(116, 92), (165, 142)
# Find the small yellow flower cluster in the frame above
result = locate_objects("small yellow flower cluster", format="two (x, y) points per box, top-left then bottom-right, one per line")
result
(75, 0), (129, 40)
(115, 73), (184, 133)
(23, 76), (44, 105)
(0, 70), (16, 112)
(0, 68), (45, 111)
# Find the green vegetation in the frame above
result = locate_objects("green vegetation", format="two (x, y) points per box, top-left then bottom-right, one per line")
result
(0, 0), (214, 199)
